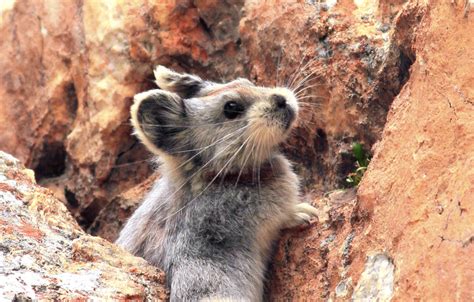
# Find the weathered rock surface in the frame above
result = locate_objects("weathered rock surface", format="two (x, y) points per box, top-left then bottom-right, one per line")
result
(267, 1), (474, 300)
(88, 173), (158, 242)
(0, 151), (167, 300)
(268, 189), (361, 300)
(0, 0), (411, 233)
(355, 1), (474, 300)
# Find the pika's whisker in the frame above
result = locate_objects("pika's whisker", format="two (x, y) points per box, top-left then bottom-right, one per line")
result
(289, 57), (321, 90)
(147, 129), (249, 229)
(291, 65), (323, 91)
(163, 133), (253, 222)
(169, 126), (249, 155)
(287, 56), (319, 90)
(292, 72), (324, 95)
(167, 125), (250, 176)
(110, 158), (154, 169)
(234, 133), (257, 187)
(275, 47), (283, 86)
(139, 118), (256, 129)
(285, 52), (316, 88)
(284, 54), (307, 88)
(298, 102), (323, 107)
(297, 95), (326, 101)
(294, 84), (325, 98)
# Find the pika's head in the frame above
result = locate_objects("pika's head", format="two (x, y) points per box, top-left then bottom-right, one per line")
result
(131, 66), (298, 175)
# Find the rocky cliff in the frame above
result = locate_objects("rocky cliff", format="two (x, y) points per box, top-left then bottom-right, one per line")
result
(0, 0), (473, 300)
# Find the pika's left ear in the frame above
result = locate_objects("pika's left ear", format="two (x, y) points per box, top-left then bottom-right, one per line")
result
(154, 65), (206, 99)
(131, 89), (187, 155)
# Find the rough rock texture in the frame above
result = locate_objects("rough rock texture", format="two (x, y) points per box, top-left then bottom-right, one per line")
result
(1, 0), (474, 301)
(88, 173), (158, 242)
(0, 151), (167, 300)
(268, 1), (474, 300)
(0, 0), (411, 233)
(268, 189), (361, 300)
(355, 1), (474, 300)
(240, 0), (412, 190)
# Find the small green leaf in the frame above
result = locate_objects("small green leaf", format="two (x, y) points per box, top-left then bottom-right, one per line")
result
(352, 143), (364, 163)
(345, 142), (371, 187)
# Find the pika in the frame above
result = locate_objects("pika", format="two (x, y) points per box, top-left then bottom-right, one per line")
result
(116, 66), (318, 301)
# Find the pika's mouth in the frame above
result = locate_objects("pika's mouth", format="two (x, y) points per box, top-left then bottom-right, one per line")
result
(268, 94), (297, 130)
(282, 107), (296, 130)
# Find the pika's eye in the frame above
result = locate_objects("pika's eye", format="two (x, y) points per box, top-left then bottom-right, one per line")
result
(223, 101), (245, 119)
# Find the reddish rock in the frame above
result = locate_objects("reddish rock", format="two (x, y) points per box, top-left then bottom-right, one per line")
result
(355, 1), (474, 300)
(268, 189), (361, 300)
(239, 0), (412, 191)
(88, 173), (159, 242)
(269, 1), (474, 300)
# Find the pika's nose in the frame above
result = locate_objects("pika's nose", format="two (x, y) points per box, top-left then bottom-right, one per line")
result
(272, 94), (287, 109)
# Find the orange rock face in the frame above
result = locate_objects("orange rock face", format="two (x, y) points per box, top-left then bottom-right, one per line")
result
(268, 189), (362, 300)
(356, 1), (474, 300)
(269, 1), (474, 300)
(0, 0), (473, 300)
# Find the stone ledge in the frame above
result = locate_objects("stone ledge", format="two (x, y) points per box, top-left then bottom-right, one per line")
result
(0, 151), (168, 301)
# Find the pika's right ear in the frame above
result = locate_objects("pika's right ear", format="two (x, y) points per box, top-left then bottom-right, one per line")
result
(131, 89), (187, 155)
(154, 65), (206, 99)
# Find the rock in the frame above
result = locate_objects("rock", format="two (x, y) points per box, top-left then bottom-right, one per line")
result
(268, 1), (474, 300)
(1, 0), (473, 300)
(88, 173), (159, 242)
(240, 0), (411, 190)
(351, 254), (394, 301)
(355, 0), (474, 300)
(0, 0), (410, 230)
(0, 151), (167, 300)
(267, 189), (361, 300)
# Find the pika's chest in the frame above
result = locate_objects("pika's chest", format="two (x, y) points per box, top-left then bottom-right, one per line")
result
(181, 183), (296, 252)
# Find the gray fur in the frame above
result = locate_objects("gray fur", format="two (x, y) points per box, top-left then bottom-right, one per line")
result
(116, 66), (317, 301)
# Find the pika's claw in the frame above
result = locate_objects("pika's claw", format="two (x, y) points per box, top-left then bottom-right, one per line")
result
(284, 203), (318, 229)
(296, 213), (312, 224)
(294, 202), (319, 217)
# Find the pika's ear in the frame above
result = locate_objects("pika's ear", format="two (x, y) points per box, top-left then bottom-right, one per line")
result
(131, 89), (187, 155)
(154, 65), (205, 99)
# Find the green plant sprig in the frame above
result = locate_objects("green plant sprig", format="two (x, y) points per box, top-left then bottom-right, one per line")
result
(346, 143), (371, 187)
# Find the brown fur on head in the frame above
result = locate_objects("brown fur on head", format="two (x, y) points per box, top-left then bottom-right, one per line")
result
(131, 66), (299, 178)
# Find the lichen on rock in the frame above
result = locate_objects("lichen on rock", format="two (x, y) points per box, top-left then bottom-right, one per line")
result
(352, 254), (394, 301)
(0, 151), (167, 300)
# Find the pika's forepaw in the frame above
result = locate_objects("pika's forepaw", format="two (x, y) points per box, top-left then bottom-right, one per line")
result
(284, 203), (318, 229)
